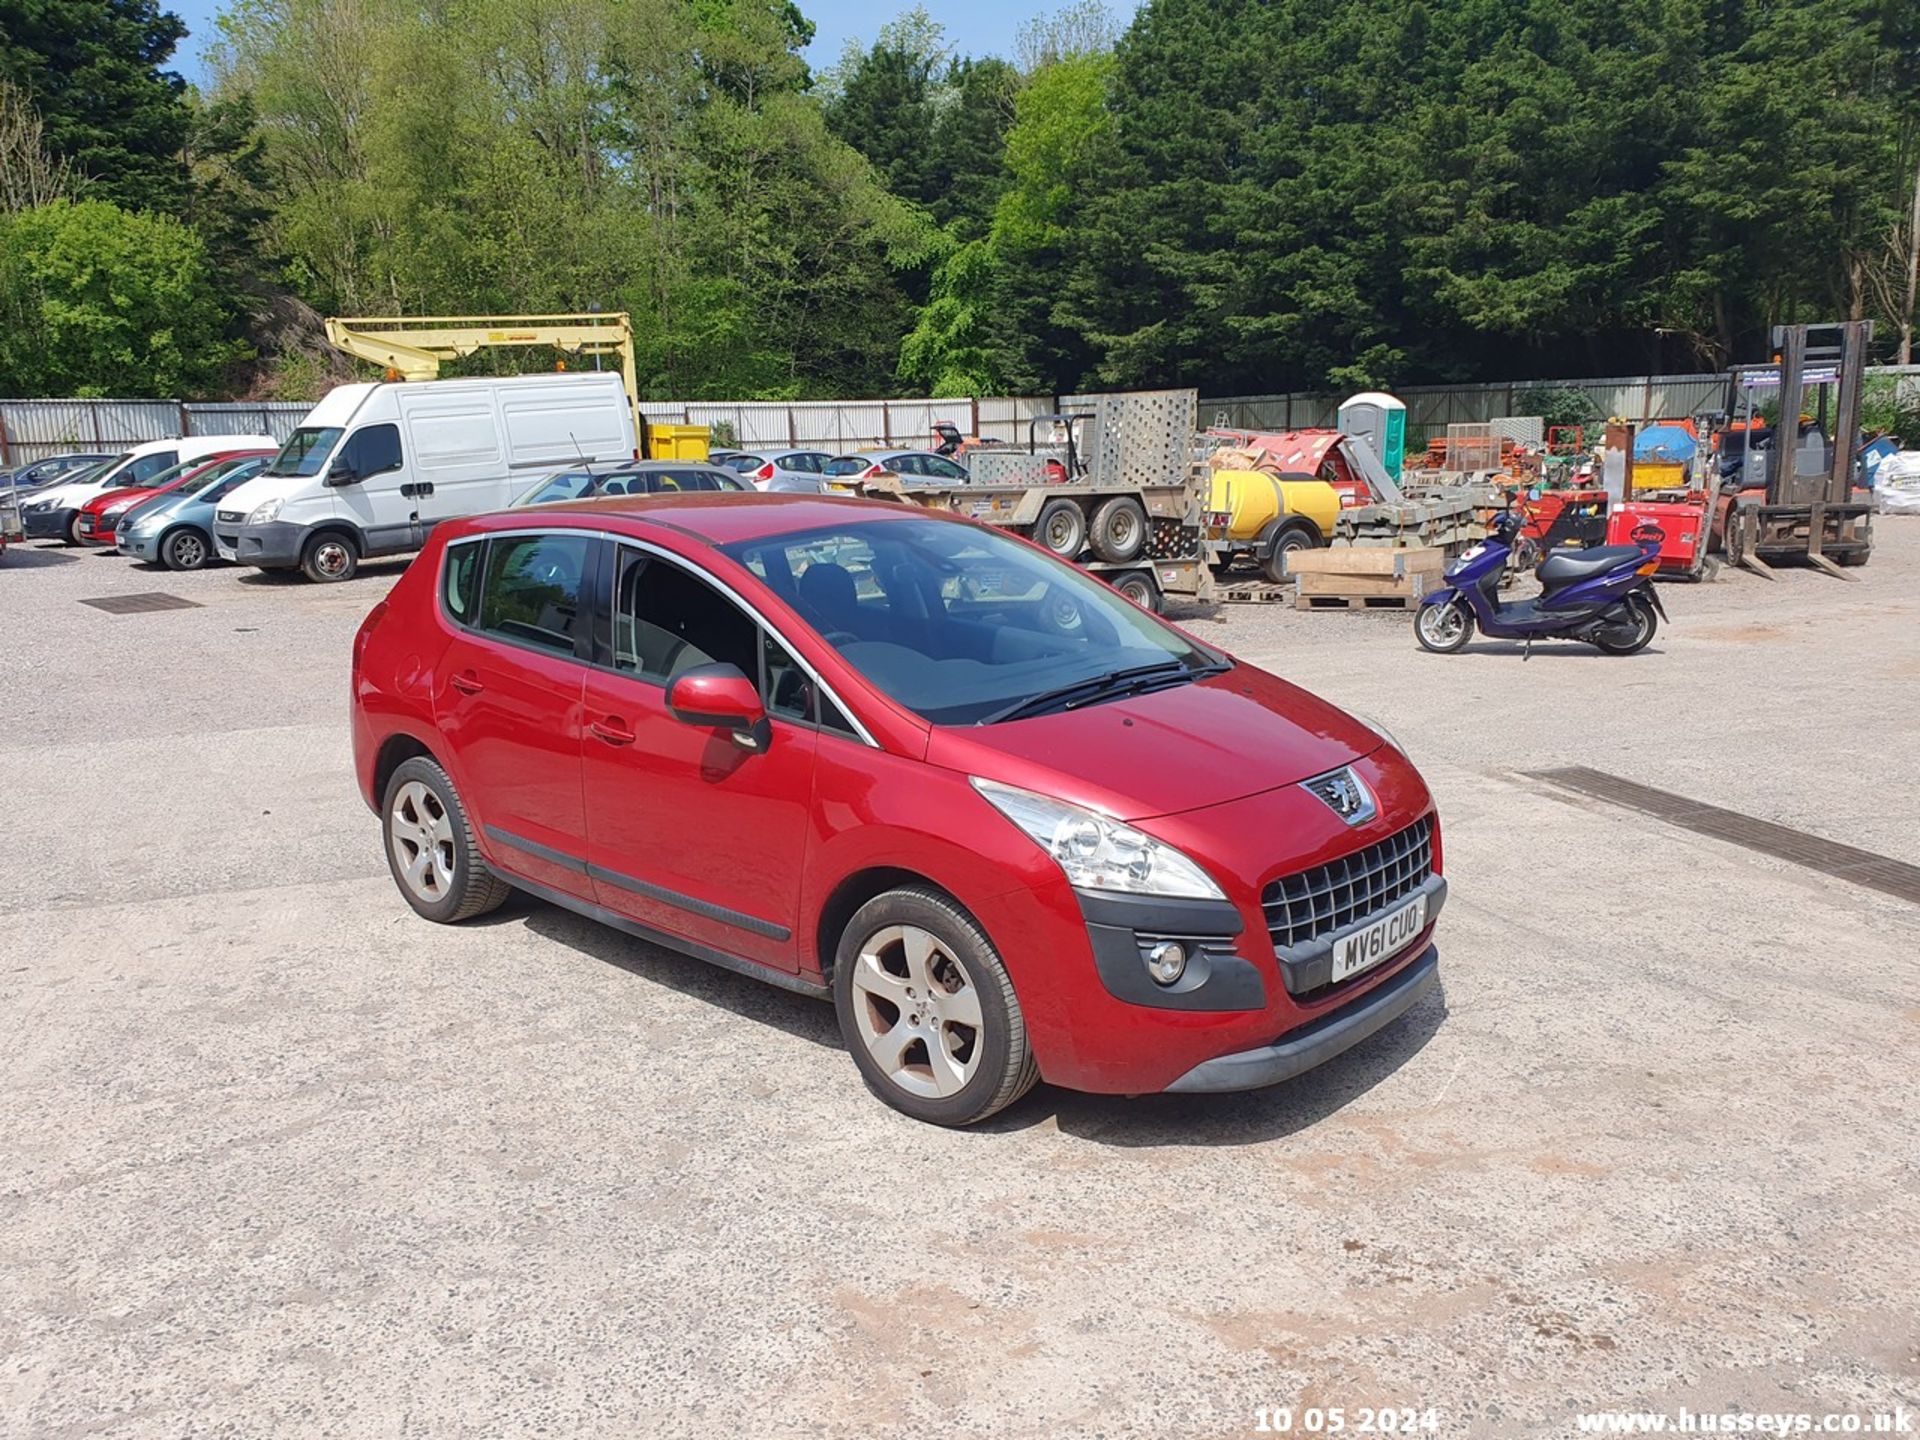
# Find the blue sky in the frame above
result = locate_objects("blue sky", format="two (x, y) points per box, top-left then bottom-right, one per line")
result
(164, 0), (1090, 83)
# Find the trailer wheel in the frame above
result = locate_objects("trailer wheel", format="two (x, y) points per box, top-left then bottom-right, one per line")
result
(1089, 497), (1148, 563)
(1035, 498), (1086, 558)
(1111, 570), (1161, 613)
(1259, 525), (1315, 584)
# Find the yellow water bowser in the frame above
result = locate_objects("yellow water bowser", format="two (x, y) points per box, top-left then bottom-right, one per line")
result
(1208, 469), (1342, 542)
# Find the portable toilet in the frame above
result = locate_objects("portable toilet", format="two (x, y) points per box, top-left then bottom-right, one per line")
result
(1338, 392), (1407, 481)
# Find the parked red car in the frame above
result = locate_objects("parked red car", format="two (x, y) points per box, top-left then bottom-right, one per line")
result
(351, 495), (1444, 1125)
(76, 449), (275, 547)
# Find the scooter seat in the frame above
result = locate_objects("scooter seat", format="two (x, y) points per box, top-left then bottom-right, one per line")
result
(1536, 545), (1644, 588)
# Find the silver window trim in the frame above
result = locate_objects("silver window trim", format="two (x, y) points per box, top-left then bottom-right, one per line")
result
(452, 525), (879, 749)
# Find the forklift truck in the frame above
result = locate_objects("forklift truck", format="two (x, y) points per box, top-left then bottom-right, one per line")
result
(1722, 321), (1873, 578)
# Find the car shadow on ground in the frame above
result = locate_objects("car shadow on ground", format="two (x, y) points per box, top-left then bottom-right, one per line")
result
(991, 984), (1449, 1146)
(505, 890), (1446, 1143)
(233, 557), (414, 586)
(510, 894), (842, 1051)
(5, 544), (82, 567)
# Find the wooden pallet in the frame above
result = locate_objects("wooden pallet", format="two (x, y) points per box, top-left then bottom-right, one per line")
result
(1216, 580), (1295, 603)
(1294, 592), (1424, 611)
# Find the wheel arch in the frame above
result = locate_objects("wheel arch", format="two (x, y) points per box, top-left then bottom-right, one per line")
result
(813, 865), (970, 982)
(373, 732), (440, 806)
(1258, 514), (1323, 553)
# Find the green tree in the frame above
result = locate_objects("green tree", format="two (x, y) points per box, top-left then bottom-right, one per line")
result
(0, 0), (191, 211)
(0, 199), (245, 396)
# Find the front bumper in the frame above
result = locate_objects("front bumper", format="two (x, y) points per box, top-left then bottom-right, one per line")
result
(22, 505), (73, 539)
(214, 518), (306, 568)
(1163, 944), (1440, 1092)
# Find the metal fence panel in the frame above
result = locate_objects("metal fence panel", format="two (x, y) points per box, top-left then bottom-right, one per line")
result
(976, 396), (1051, 444)
(635, 396), (1048, 452)
(0, 399), (181, 464)
(184, 402), (310, 442)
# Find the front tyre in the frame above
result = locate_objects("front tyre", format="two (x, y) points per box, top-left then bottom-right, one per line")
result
(301, 530), (360, 583)
(1415, 597), (1475, 653)
(1592, 593), (1658, 655)
(833, 886), (1038, 1127)
(382, 756), (511, 923)
(162, 527), (210, 571)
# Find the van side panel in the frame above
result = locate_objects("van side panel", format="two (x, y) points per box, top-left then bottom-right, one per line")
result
(499, 380), (634, 468)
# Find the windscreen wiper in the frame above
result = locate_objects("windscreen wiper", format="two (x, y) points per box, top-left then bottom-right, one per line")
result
(978, 659), (1227, 725)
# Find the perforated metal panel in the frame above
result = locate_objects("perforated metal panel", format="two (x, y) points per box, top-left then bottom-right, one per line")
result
(1061, 390), (1198, 487)
(968, 451), (1059, 487)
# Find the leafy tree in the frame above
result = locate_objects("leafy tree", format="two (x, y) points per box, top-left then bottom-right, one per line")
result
(0, 0), (191, 211)
(0, 199), (245, 396)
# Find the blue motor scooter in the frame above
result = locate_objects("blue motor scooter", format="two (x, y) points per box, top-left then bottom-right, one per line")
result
(1414, 510), (1668, 656)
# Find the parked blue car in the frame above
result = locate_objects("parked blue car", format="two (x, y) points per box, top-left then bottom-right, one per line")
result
(117, 455), (273, 570)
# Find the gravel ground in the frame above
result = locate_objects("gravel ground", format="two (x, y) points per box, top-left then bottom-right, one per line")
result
(2, 518), (1917, 1439)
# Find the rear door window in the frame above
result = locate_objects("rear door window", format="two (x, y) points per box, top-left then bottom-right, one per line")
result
(477, 533), (590, 656)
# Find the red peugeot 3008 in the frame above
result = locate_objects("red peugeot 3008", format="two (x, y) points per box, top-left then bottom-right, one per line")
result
(351, 495), (1443, 1125)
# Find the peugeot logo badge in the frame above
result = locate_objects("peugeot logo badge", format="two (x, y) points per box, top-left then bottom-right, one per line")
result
(1302, 766), (1377, 826)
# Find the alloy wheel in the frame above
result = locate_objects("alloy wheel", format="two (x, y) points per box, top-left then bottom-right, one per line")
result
(389, 780), (457, 902)
(849, 924), (984, 1100)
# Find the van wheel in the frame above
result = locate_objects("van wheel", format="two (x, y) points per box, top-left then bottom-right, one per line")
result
(382, 757), (511, 923)
(302, 531), (359, 583)
(1089, 496), (1148, 563)
(162, 527), (210, 571)
(833, 886), (1038, 1127)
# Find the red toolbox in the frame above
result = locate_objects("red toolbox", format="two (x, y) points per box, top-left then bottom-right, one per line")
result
(1605, 497), (1709, 578)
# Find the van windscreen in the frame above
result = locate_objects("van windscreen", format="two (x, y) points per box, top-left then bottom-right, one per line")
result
(271, 427), (343, 477)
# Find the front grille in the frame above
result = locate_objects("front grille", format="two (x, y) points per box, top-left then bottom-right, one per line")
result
(1263, 816), (1433, 949)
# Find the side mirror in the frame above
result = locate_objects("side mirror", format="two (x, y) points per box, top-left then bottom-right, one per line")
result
(325, 458), (358, 487)
(666, 663), (771, 752)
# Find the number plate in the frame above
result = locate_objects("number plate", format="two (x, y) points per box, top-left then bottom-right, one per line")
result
(1330, 892), (1428, 983)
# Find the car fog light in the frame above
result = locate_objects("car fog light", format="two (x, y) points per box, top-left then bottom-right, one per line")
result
(1146, 940), (1187, 986)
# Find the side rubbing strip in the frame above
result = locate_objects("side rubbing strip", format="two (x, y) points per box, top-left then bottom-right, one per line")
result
(585, 864), (792, 942)
(485, 825), (588, 874)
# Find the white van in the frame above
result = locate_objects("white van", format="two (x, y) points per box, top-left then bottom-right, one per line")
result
(19, 434), (277, 544)
(214, 374), (637, 582)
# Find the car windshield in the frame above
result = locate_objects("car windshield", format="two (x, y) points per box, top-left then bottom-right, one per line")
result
(270, 427), (342, 477)
(512, 469), (601, 507)
(40, 456), (121, 489)
(180, 456), (256, 496)
(721, 517), (1225, 726)
(202, 464), (267, 504)
(132, 460), (195, 492)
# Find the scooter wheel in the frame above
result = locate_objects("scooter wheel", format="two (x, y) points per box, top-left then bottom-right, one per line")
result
(1415, 598), (1475, 654)
(1593, 595), (1658, 655)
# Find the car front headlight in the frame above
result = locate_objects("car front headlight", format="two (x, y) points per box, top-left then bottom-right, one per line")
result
(247, 498), (283, 526)
(971, 778), (1226, 899)
(1355, 712), (1403, 754)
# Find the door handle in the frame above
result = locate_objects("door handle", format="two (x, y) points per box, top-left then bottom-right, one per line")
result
(449, 671), (484, 695)
(589, 717), (635, 745)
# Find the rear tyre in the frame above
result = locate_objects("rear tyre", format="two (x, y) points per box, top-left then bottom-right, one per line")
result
(301, 530), (359, 583)
(1112, 570), (1160, 612)
(1414, 598), (1475, 654)
(66, 512), (85, 546)
(1035, 498), (1086, 558)
(1592, 594), (1657, 655)
(833, 886), (1038, 1127)
(1259, 526), (1314, 584)
(1089, 496), (1149, 563)
(382, 756), (511, 923)
(162, 527), (210, 571)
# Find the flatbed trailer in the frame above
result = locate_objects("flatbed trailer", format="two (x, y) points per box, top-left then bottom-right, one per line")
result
(856, 388), (1213, 611)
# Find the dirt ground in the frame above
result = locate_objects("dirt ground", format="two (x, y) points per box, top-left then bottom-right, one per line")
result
(2, 516), (1916, 1438)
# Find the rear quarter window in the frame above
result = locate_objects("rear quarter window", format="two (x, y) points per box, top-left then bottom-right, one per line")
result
(443, 539), (484, 625)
